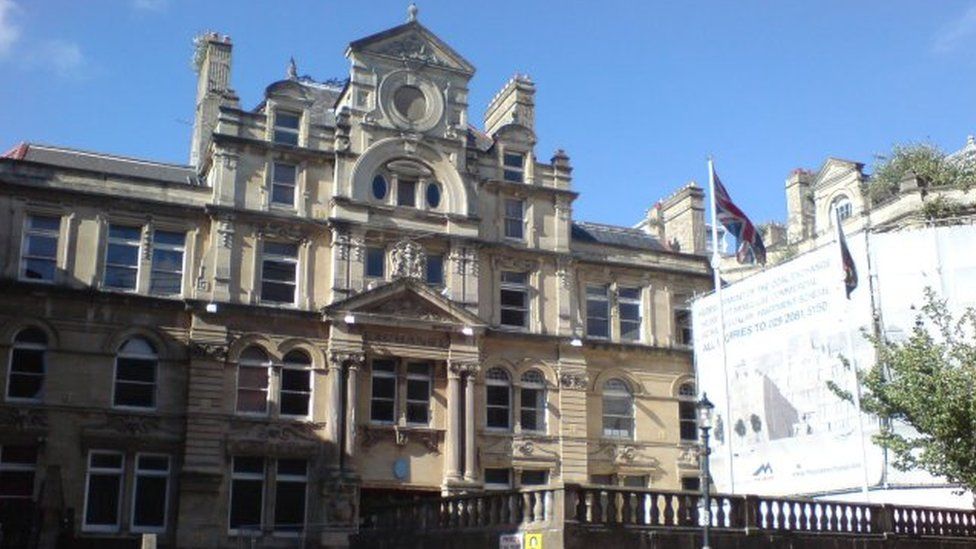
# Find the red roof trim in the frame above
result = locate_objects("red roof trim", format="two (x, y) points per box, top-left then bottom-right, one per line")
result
(1, 142), (29, 160)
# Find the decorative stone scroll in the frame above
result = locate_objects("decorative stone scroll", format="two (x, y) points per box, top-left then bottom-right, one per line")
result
(376, 34), (447, 68)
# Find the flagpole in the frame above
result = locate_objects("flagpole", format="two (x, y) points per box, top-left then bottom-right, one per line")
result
(707, 157), (736, 494)
(836, 210), (871, 500)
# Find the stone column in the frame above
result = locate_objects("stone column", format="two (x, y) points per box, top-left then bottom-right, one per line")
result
(446, 365), (462, 480)
(463, 370), (477, 481)
(327, 352), (344, 465)
(344, 353), (364, 465)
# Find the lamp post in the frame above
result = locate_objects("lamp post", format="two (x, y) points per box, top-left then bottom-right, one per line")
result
(698, 393), (715, 549)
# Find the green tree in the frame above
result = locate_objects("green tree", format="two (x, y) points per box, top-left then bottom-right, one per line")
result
(867, 143), (975, 203)
(836, 289), (976, 493)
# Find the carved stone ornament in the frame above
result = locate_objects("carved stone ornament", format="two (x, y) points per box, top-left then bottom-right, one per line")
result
(228, 420), (326, 454)
(329, 350), (365, 369)
(376, 34), (446, 67)
(515, 440), (535, 456)
(449, 361), (481, 376)
(359, 425), (443, 454)
(365, 295), (452, 323)
(560, 372), (589, 390)
(107, 415), (160, 436)
(0, 407), (48, 431)
(217, 214), (235, 249)
(258, 222), (306, 243)
(612, 445), (638, 464)
(390, 239), (426, 279)
(677, 446), (700, 470)
(190, 342), (229, 362)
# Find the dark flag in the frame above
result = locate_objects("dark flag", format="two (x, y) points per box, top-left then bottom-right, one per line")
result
(837, 212), (858, 298)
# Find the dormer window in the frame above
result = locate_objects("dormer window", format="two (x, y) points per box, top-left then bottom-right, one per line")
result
(831, 195), (853, 224)
(503, 152), (525, 183)
(273, 111), (300, 146)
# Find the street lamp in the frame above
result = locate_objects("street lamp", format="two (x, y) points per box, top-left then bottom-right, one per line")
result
(697, 393), (715, 549)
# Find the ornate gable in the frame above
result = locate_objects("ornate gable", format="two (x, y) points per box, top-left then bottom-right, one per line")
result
(323, 278), (485, 329)
(348, 21), (475, 75)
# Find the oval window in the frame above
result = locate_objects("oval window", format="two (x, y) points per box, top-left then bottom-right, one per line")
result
(426, 182), (441, 209)
(393, 85), (427, 122)
(372, 175), (388, 200)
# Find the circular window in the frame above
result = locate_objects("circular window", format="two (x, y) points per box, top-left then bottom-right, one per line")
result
(372, 175), (388, 200)
(426, 182), (441, 209)
(393, 85), (427, 122)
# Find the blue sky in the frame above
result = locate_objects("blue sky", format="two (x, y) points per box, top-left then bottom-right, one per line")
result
(2, 1), (975, 227)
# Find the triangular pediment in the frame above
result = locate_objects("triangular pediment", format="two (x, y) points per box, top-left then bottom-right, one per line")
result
(323, 278), (485, 329)
(814, 158), (864, 189)
(348, 21), (475, 75)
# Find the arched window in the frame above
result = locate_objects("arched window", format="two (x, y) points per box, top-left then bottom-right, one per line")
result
(485, 368), (511, 430)
(678, 381), (698, 441)
(7, 328), (47, 401)
(280, 350), (312, 418)
(602, 378), (634, 439)
(520, 369), (546, 432)
(114, 337), (157, 409)
(237, 346), (271, 415)
(830, 195), (853, 224)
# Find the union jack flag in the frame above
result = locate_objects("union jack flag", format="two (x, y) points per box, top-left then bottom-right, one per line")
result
(712, 166), (766, 265)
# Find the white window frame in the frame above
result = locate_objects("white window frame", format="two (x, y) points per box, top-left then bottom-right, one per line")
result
(272, 459), (308, 536)
(678, 382), (698, 442)
(485, 367), (512, 431)
(272, 110), (301, 146)
(271, 162), (298, 209)
(618, 286), (643, 342)
(149, 229), (186, 297)
(369, 359), (397, 424)
(19, 214), (60, 283)
(236, 348), (272, 416)
(602, 379), (635, 439)
(82, 450), (125, 533)
(130, 453), (170, 534)
(502, 151), (525, 183)
(0, 445), (37, 499)
(499, 271), (529, 329)
(519, 370), (546, 433)
(6, 328), (46, 403)
(104, 224), (143, 292)
(112, 338), (158, 411)
(831, 195), (853, 224)
(229, 456), (265, 535)
(279, 351), (313, 420)
(503, 198), (525, 240)
(260, 241), (299, 306)
(405, 362), (432, 426)
(585, 284), (610, 339)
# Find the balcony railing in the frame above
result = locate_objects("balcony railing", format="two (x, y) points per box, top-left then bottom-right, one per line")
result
(361, 484), (976, 540)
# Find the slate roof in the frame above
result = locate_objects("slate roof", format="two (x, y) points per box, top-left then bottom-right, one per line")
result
(256, 76), (345, 127)
(571, 221), (666, 251)
(2, 143), (198, 185)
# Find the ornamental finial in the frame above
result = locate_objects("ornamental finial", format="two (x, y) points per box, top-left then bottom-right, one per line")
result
(287, 57), (298, 80)
(407, 3), (418, 22)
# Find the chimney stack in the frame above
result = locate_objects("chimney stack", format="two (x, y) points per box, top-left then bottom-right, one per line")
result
(483, 74), (535, 137)
(190, 32), (233, 168)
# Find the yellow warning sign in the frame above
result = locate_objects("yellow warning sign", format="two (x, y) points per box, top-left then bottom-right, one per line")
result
(524, 532), (542, 549)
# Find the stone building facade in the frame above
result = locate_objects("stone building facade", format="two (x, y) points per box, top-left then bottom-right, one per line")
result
(0, 10), (710, 548)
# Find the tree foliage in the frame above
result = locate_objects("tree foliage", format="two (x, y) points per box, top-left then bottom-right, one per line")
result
(850, 289), (976, 492)
(867, 143), (976, 203)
